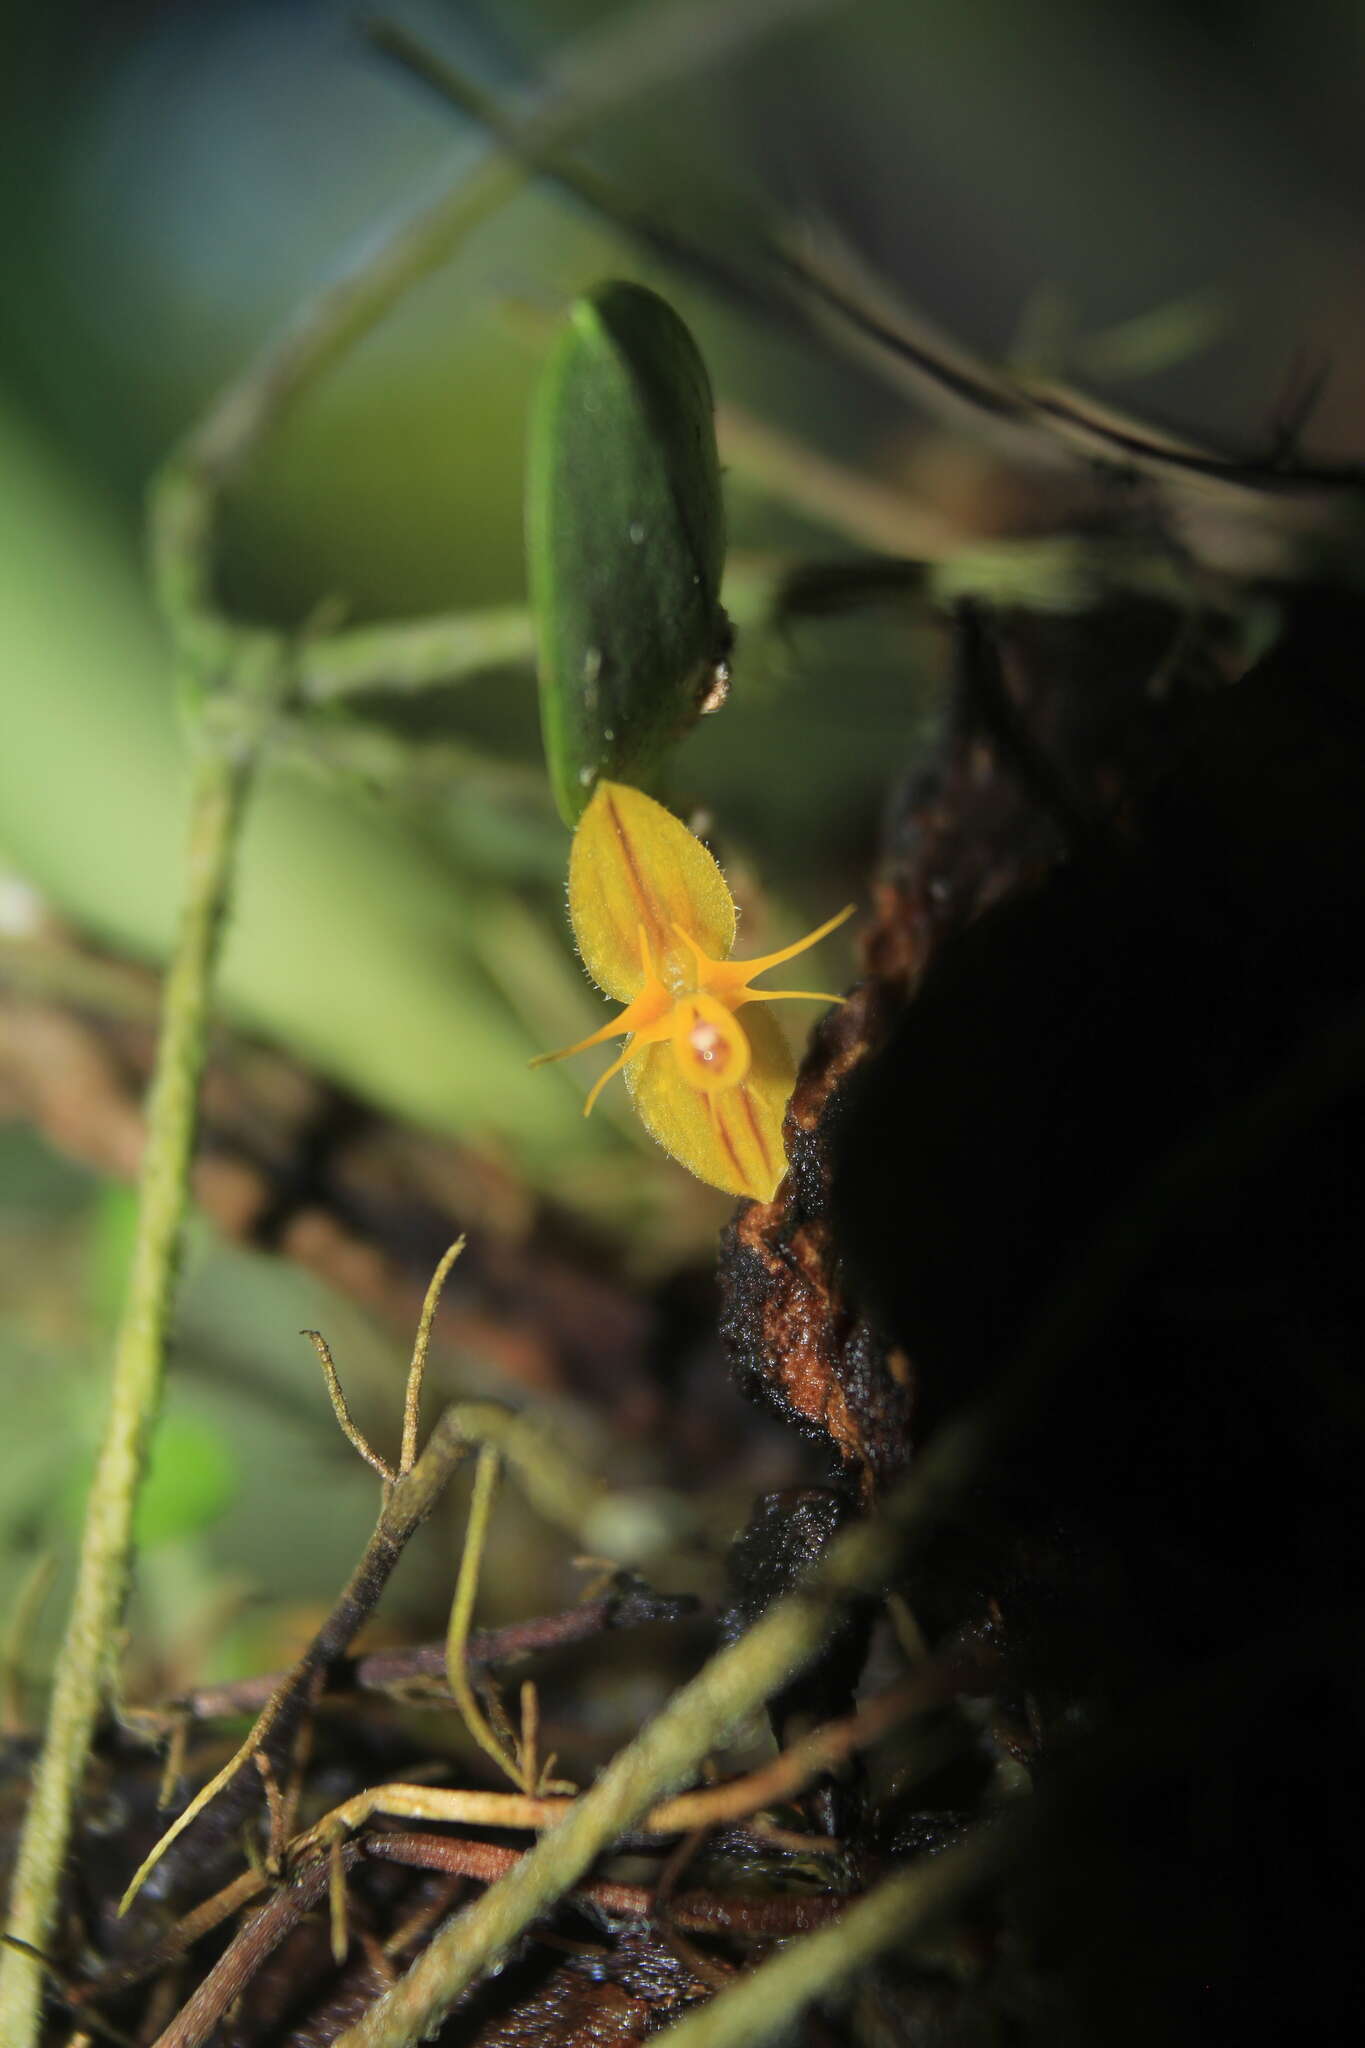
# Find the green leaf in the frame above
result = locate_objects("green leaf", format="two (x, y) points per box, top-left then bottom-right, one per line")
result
(527, 281), (729, 826)
(60, 1409), (237, 1549)
(0, 400), (592, 1172)
(86, 1184), (140, 1332)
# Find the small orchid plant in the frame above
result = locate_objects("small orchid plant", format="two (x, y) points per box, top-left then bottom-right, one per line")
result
(534, 780), (852, 1200)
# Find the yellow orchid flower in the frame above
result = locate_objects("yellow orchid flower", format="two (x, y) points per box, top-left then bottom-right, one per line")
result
(533, 781), (853, 1200)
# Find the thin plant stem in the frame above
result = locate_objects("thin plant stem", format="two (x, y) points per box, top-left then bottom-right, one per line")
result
(297, 607), (537, 702)
(0, 726), (268, 2044)
(303, 1329), (397, 1483)
(331, 1396), (992, 2048)
(292, 553), (780, 704)
(150, 1585), (694, 1724)
(400, 1236), (465, 1475)
(365, 1830), (850, 1935)
(518, 1681), (539, 1793)
(279, 1675), (956, 1861)
(714, 402), (962, 559)
(147, 1844), (367, 2048)
(443, 1446), (526, 1789)
(328, 1829), (349, 1964)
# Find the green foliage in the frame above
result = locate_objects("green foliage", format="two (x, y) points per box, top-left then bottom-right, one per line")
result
(85, 1184), (140, 1333)
(527, 282), (728, 825)
(0, 402), (591, 1174)
(58, 1410), (236, 1549)
(131, 1413), (237, 1548)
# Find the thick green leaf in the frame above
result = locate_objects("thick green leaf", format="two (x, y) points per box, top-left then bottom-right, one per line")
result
(527, 282), (728, 825)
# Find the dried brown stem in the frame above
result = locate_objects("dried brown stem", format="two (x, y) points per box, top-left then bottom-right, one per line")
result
(287, 1655), (972, 1871)
(119, 1403), (479, 1911)
(147, 1843), (366, 2048)
(303, 1329), (396, 1483)
(364, 1832), (853, 1937)
(380, 16), (1365, 526)
(167, 1588), (696, 1723)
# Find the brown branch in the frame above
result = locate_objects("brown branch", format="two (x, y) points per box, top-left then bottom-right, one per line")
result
(286, 1644), (974, 1863)
(146, 1843), (366, 2048)
(91, 1804), (846, 2045)
(165, 1586), (697, 1723)
(303, 1329), (397, 1483)
(364, 1832), (853, 1937)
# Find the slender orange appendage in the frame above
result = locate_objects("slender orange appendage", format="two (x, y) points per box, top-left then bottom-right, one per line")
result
(529, 926), (671, 1073)
(670, 903), (855, 1008)
(528, 1016), (632, 1070)
(737, 988), (846, 1006)
(581, 1012), (673, 1116)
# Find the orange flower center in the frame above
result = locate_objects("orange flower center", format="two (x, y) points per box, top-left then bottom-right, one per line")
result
(533, 903), (854, 1119)
(670, 992), (750, 1094)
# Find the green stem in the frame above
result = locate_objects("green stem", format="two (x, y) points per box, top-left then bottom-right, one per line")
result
(297, 606), (537, 702)
(156, 2), (825, 658)
(0, 721), (264, 2044)
(444, 1447), (526, 1789)
(293, 556), (783, 706)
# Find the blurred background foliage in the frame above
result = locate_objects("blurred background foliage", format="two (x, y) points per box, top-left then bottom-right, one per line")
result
(3, 0), (1365, 1704)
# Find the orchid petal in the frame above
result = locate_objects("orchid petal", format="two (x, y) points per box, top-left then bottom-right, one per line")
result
(529, 963), (671, 1070)
(693, 902), (856, 1003)
(568, 782), (735, 1001)
(580, 1015), (672, 1116)
(626, 1003), (794, 1200)
(737, 989), (845, 1006)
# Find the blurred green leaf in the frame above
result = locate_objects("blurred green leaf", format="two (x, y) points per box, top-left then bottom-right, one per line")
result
(134, 1413), (236, 1547)
(60, 1409), (236, 1549)
(0, 400), (598, 1175)
(0, 1126), (92, 1217)
(86, 1184), (140, 1333)
(528, 282), (728, 825)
